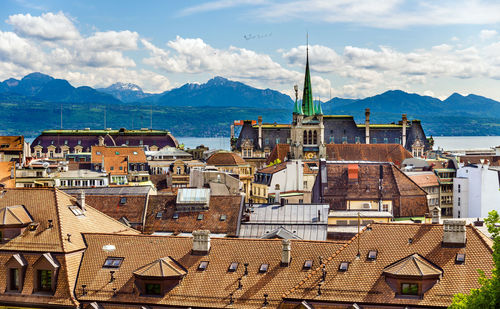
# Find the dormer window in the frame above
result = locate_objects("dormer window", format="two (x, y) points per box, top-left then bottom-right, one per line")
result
(33, 253), (60, 294)
(401, 283), (419, 295)
(6, 253), (27, 292)
(134, 257), (187, 297)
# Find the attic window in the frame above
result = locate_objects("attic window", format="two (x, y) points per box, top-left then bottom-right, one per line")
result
(103, 257), (123, 268)
(456, 253), (466, 264)
(303, 260), (313, 270)
(259, 263), (269, 273)
(220, 214), (227, 221)
(68, 205), (85, 216)
(119, 197), (127, 205)
(228, 262), (238, 272)
(155, 211), (163, 219)
(367, 250), (378, 260)
(197, 214), (204, 220)
(198, 261), (209, 271)
(172, 213), (179, 220)
(339, 262), (349, 271)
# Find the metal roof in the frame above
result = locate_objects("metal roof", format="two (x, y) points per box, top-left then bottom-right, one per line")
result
(238, 203), (329, 241)
(176, 188), (210, 204)
(62, 186), (152, 196)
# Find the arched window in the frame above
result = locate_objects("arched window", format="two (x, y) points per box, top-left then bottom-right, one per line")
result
(303, 132), (307, 145)
(313, 131), (318, 144)
(308, 131), (313, 144)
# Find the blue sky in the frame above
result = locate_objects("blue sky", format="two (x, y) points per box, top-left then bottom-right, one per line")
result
(1, 0), (500, 101)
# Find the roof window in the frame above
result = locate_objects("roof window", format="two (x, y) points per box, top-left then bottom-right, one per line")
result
(220, 214), (227, 221)
(455, 253), (466, 264)
(68, 205), (85, 216)
(156, 211), (163, 219)
(198, 261), (209, 271)
(228, 262), (238, 272)
(303, 260), (313, 270)
(119, 197), (127, 205)
(197, 214), (204, 220)
(133, 151), (138, 155)
(103, 257), (123, 268)
(367, 250), (378, 260)
(172, 213), (179, 220)
(259, 263), (269, 273)
(339, 262), (349, 271)
(96, 151), (101, 155)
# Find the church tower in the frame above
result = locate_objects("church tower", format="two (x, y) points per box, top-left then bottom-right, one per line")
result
(290, 41), (325, 160)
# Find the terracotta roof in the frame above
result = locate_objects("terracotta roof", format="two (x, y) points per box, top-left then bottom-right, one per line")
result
(266, 144), (290, 165)
(0, 205), (33, 225)
(283, 223), (494, 308)
(326, 144), (412, 167)
(459, 155), (500, 167)
(91, 146), (146, 175)
(83, 195), (148, 227)
(75, 234), (345, 308)
(0, 162), (15, 188)
(206, 151), (247, 166)
(407, 172), (440, 188)
(258, 162), (288, 174)
(0, 136), (24, 152)
(383, 253), (443, 277)
(133, 257), (187, 278)
(320, 162), (428, 217)
(144, 195), (243, 236)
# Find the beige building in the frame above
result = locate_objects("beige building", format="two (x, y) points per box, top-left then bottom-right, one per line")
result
(406, 171), (441, 209)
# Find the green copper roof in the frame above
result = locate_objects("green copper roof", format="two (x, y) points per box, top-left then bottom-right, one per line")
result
(316, 101), (323, 115)
(293, 95), (303, 115)
(302, 47), (315, 116)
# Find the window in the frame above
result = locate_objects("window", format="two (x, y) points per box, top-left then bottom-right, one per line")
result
(120, 197), (127, 205)
(342, 136), (347, 143)
(68, 205), (85, 216)
(276, 138), (280, 144)
(456, 253), (465, 264)
(172, 213), (179, 220)
(363, 203), (371, 209)
(303, 260), (313, 270)
(77, 140), (81, 145)
(9, 268), (20, 291)
(198, 261), (209, 270)
(401, 283), (419, 295)
(259, 264), (269, 273)
(339, 262), (349, 271)
(367, 250), (378, 260)
(96, 151), (101, 155)
(103, 257), (124, 268)
(382, 204), (389, 212)
(395, 138), (400, 144)
(228, 262), (238, 272)
(220, 214), (227, 221)
(110, 166), (114, 170)
(37, 270), (52, 292)
(329, 136), (334, 143)
(133, 151), (138, 155)
(458, 184), (461, 193)
(372, 138), (377, 144)
(384, 138), (388, 144)
(265, 138), (269, 145)
(156, 211), (163, 219)
(458, 197), (461, 206)
(145, 283), (161, 295)
(119, 166), (123, 170)
(355, 136), (360, 144)
(197, 214), (204, 220)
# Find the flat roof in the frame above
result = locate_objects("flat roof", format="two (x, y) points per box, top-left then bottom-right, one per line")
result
(328, 211), (393, 218)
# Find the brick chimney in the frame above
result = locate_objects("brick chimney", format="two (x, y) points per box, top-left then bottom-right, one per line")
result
(402, 114), (407, 147)
(442, 220), (466, 247)
(192, 230), (211, 254)
(365, 108), (370, 144)
(77, 191), (86, 212)
(258, 116), (263, 149)
(281, 239), (291, 266)
(431, 206), (441, 224)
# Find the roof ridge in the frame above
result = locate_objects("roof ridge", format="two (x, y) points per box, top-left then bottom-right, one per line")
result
(53, 188), (67, 252)
(282, 225), (370, 297)
(468, 224), (494, 253)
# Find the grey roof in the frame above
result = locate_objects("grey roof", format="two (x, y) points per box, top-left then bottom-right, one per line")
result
(146, 147), (192, 159)
(61, 186), (152, 196)
(238, 203), (329, 241)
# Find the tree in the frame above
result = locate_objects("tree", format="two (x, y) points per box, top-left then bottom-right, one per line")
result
(449, 210), (500, 309)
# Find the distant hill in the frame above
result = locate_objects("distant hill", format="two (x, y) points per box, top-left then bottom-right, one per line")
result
(97, 82), (157, 103)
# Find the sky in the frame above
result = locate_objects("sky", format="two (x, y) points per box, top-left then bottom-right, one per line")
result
(1, 0), (500, 101)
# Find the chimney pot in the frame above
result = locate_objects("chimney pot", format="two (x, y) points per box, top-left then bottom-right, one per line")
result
(192, 230), (211, 254)
(443, 219), (466, 247)
(281, 239), (291, 266)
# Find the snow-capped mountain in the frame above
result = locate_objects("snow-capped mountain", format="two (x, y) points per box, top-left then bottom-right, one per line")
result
(97, 82), (155, 102)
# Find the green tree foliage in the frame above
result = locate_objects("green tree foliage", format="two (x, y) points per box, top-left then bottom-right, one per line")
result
(449, 210), (500, 309)
(267, 158), (281, 167)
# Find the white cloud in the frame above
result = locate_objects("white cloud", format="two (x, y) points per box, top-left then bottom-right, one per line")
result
(7, 12), (80, 40)
(178, 0), (266, 16)
(480, 29), (498, 40)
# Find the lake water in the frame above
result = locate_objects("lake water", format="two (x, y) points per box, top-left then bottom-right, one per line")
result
(25, 136), (500, 152)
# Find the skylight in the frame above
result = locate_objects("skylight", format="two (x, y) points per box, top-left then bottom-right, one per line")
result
(367, 250), (378, 260)
(103, 257), (124, 268)
(259, 264), (269, 273)
(220, 214), (227, 221)
(303, 260), (313, 270)
(339, 262), (349, 271)
(197, 214), (204, 220)
(68, 205), (85, 216)
(156, 211), (163, 219)
(228, 262), (238, 272)
(173, 213), (179, 219)
(456, 253), (466, 264)
(198, 261), (209, 270)
(119, 197), (127, 205)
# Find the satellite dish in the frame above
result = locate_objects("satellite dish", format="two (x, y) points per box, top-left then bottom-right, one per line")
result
(102, 244), (116, 252)
(42, 162), (50, 168)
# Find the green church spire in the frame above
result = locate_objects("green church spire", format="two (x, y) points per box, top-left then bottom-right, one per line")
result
(293, 85), (303, 114)
(302, 42), (315, 116)
(316, 100), (323, 115)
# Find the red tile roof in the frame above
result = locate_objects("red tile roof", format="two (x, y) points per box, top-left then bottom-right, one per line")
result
(326, 144), (412, 166)
(206, 151), (247, 166)
(0, 136), (24, 152)
(266, 144), (290, 165)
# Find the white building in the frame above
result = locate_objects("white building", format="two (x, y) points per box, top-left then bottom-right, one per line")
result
(453, 162), (500, 218)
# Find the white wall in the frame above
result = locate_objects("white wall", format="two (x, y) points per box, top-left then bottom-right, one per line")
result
(269, 160), (304, 195)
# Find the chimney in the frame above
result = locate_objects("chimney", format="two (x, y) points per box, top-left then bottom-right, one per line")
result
(230, 124), (235, 139)
(281, 239), (291, 266)
(365, 108), (370, 144)
(258, 116), (263, 149)
(348, 164), (359, 183)
(431, 206), (441, 224)
(402, 114), (407, 147)
(192, 230), (211, 254)
(77, 191), (86, 212)
(442, 220), (466, 247)
(274, 184), (280, 203)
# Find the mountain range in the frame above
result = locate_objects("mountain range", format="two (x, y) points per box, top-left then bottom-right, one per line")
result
(0, 72), (499, 137)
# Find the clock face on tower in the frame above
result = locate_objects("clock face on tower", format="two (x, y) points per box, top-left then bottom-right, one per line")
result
(305, 152), (316, 160)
